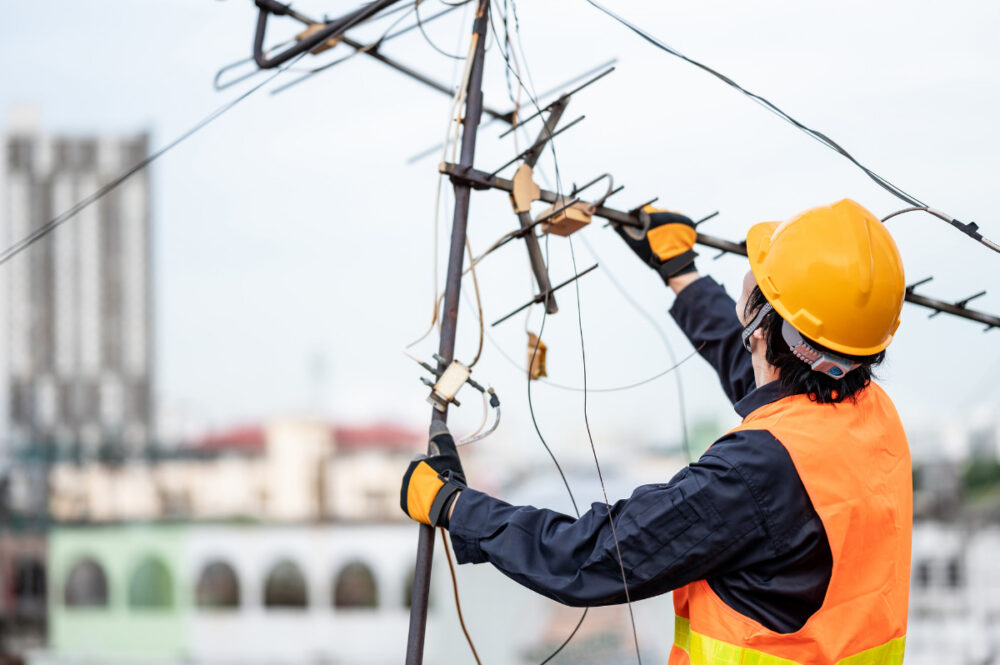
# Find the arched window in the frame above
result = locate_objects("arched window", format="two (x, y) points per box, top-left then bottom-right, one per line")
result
(195, 560), (241, 609)
(333, 561), (378, 609)
(263, 560), (308, 609)
(402, 567), (431, 610)
(915, 560), (931, 588)
(64, 558), (109, 608)
(946, 559), (964, 588)
(128, 556), (174, 609)
(403, 567), (413, 609)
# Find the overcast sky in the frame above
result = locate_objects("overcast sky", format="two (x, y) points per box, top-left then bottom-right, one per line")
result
(2, 0), (999, 467)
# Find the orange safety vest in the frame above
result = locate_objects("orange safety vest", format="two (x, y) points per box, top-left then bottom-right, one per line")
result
(669, 383), (912, 665)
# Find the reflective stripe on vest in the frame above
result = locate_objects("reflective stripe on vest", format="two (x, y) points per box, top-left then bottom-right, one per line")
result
(672, 615), (906, 665)
(668, 383), (912, 665)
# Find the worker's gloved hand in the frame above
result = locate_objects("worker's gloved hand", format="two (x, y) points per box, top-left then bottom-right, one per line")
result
(400, 428), (466, 528)
(615, 205), (698, 282)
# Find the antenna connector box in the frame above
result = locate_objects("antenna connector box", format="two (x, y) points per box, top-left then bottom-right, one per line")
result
(427, 360), (472, 412)
(540, 198), (592, 237)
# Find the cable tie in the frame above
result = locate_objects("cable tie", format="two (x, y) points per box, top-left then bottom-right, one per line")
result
(473, 15), (488, 36)
(953, 218), (983, 240)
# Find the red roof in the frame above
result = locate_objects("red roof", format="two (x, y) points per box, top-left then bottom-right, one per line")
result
(192, 423), (421, 454)
(333, 424), (422, 453)
(195, 425), (266, 453)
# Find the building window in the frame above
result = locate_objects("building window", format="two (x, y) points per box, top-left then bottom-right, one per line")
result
(915, 560), (931, 588)
(128, 556), (174, 609)
(14, 558), (46, 617)
(946, 559), (964, 588)
(195, 560), (241, 609)
(263, 560), (308, 609)
(64, 558), (109, 608)
(78, 140), (97, 170)
(402, 567), (431, 610)
(333, 561), (378, 609)
(7, 137), (32, 171)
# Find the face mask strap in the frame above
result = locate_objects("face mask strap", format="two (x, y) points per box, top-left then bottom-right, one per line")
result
(780, 320), (860, 378)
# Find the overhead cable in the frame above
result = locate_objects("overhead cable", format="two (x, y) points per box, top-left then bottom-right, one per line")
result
(487, 3), (594, 661)
(0, 52), (308, 269)
(415, 0), (468, 59)
(579, 234), (694, 461)
(490, 2), (642, 661)
(582, 0), (1000, 256)
(485, 329), (701, 394)
(270, 0), (472, 95)
(567, 232), (701, 461)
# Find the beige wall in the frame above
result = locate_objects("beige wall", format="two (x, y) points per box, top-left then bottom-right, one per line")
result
(263, 420), (330, 521)
(324, 451), (412, 522)
(48, 419), (413, 523)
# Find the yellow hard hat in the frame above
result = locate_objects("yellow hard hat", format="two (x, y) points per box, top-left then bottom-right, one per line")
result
(746, 199), (905, 356)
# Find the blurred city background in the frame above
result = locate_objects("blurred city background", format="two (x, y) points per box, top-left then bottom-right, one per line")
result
(1, 0), (1000, 663)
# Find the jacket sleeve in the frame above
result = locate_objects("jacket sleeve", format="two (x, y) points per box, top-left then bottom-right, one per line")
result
(669, 275), (755, 405)
(447, 432), (785, 607)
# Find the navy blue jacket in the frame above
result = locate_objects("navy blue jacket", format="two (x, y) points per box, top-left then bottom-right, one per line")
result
(448, 276), (833, 634)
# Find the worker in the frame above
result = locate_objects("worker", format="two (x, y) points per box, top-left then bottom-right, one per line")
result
(400, 199), (912, 665)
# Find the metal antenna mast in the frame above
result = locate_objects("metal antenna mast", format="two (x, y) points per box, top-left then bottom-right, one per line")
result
(405, 1), (490, 662)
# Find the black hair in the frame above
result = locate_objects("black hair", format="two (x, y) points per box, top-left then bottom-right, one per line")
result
(744, 286), (885, 404)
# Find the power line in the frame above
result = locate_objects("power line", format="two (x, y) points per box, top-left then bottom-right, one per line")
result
(579, 234), (695, 462)
(0, 53), (307, 268)
(484, 326), (701, 394)
(490, 2), (642, 661)
(582, 0), (1000, 256)
(483, 5), (594, 661)
(415, 0), (468, 59)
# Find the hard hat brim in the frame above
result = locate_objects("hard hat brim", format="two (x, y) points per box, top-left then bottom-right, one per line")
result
(746, 220), (780, 291)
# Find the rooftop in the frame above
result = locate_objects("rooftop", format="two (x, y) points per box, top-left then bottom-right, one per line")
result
(191, 422), (422, 456)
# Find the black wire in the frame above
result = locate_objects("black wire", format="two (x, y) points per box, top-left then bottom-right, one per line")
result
(582, 0), (1000, 256)
(484, 4), (592, 662)
(492, 2), (642, 662)
(487, 3), (592, 656)
(527, 286), (580, 516)
(523, 146), (589, 665)
(560, 139), (644, 665)
(526, 278), (591, 663)
(415, 0), (467, 59)
(0, 53), (308, 268)
(271, 0), (471, 95)
(486, 326), (701, 394)
(538, 609), (588, 665)
(497, 0), (520, 114)
(579, 235), (693, 461)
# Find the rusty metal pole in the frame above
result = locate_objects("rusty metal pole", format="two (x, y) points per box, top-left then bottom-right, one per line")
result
(404, 2), (490, 663)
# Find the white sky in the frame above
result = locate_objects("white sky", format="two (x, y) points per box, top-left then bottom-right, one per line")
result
(2, 0), (999, 465)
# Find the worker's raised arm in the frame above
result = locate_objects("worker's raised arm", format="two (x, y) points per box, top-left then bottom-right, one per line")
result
(614, 208), (754, 404)
(668, 275), (755, 404)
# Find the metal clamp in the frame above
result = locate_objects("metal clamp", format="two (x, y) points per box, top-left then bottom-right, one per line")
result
(416, 354), (485, 412)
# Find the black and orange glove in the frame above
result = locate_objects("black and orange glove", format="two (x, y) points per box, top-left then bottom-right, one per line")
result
(615, 205), (698, 282)
(400, 427), (466, 528)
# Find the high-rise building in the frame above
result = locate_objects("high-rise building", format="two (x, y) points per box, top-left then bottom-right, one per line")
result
(0, 114), (153, 471)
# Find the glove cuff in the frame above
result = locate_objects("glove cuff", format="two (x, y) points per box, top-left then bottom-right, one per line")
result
(657, 249), (698, 283)
(428, 472), (465, 528)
